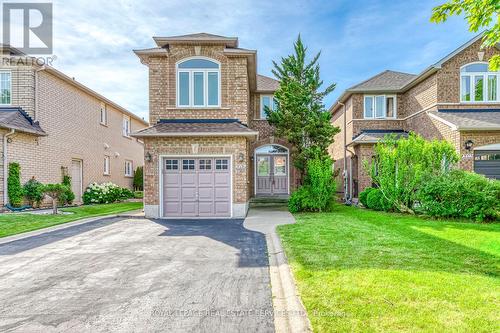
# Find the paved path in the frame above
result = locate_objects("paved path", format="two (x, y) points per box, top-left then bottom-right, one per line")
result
(0, 214), (280, 332)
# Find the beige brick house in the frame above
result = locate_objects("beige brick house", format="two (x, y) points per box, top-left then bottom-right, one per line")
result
(0, 46), (148, 206)
(133, 33), (296, 218)
(330, 34), (500, 200)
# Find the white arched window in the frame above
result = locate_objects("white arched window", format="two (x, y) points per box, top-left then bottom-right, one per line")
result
(176, 57), (220, 107)
(460, 62), (499, 102)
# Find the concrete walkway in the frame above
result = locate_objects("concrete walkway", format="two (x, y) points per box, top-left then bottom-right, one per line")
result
(244, 207), (311, 333)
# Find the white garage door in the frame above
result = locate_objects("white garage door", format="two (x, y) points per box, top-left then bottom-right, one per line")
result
(162, 157), (231, 217)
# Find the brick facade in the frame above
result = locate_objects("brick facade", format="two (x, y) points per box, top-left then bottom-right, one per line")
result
(0, 64), (147, 206)
(331, 37), (500, 198)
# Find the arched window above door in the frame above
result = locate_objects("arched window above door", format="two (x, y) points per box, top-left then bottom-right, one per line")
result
(255, 145), (288, 154)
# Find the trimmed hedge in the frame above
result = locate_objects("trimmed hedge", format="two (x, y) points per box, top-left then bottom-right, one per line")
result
(417, 170), (500, 221)
(7, 162), (24, 207)
(359, 187), (375, 207)
(366, 188), (391, 211)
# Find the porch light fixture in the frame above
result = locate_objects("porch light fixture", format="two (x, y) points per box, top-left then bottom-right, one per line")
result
(145, 152), (152, 162)
(464, 140), (474, 151)
(238, 153), (245, 163)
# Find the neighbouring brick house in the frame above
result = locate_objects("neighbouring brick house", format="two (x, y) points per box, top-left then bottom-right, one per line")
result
(0, 46), (148, 207)
(133, 33), (297, 218)
(330, 34), (500, 200)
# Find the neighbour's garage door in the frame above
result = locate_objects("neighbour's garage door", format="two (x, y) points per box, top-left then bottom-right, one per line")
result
(474, 150), (500, 179)
(162, 157), (231, 217)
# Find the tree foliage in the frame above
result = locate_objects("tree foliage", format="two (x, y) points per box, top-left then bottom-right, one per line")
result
(133, 166), (143, 191)
(43, 184), (69, 214)
(268, 35), (340, 178)
(431, 0), (500, 70)
(367, 133), (459, 213)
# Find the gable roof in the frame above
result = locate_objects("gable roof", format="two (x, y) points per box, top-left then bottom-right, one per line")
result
(330, 33), (491, 114)
(256, 74), (279, 92)
(0, 107), (46, 136)
(153, 33), (238, 48)
(348, 70), (417, 92)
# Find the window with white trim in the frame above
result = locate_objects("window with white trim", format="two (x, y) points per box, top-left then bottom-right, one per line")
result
(260, 95), (278, 119)
(364, 95), (396, 119)
(177, 58), (220, 107)
(100, 103), (107, 125)
(460, 62), (500, 102)
(124, 160), (133, 177)
(122, 115), (131, 137)
(0, 71), (11, 105)
(104, 156), (110, 175)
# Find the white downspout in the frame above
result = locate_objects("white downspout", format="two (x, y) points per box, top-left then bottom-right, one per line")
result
(3, 129), (15, 205)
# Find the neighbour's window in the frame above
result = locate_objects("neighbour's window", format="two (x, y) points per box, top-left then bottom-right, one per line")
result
(364, 95), (396, 119)
(125, 160), (133, 177)
(100, 103), (107, 125)
(260, 95), (278, 119)
(199, 159), (212, 170)
(215, 159), (229, 170)
(165, 159), (178, 170)
(104, 156), (110, 175)
(122, 115), (131, 137)
(0, 71), (11, 105)
(182, 159), (195, 170)
(460, 62), (500, 102)
(177, 58), (220, 107)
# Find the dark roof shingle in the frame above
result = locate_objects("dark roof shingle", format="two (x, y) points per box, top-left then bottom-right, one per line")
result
(0, 107), (46, 136)
(256, 74), (279, 92)
(132, 119), (258, 137)
(430, 110), (500, 130)
(348, 70), (417, 92)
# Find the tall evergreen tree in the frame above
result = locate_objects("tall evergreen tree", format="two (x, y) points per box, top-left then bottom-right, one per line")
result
(267, 35), (340, 180)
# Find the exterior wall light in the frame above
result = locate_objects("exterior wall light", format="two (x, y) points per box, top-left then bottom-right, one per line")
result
(145, 152), (152, 162)
(464, 140), (474, 151)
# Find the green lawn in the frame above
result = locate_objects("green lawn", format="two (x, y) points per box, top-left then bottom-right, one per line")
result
(278, 205), (500, 332)
(0, 202), (143, 238)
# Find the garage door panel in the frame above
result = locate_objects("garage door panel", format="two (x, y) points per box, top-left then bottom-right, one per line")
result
(198, 202), (214, 216)
(214, 202), (230, 215)
(163, 157), (231, 217)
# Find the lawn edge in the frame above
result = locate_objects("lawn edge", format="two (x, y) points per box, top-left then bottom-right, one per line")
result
(0, 210), (140, 244)
(268, 218), (313, 333)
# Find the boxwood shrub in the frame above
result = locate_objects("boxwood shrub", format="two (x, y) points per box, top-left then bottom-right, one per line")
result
(359, 187), (375, 207)
(366, 188), (392, 211)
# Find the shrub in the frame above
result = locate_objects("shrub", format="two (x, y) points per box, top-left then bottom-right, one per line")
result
(133, 166), (143, 191)
(23, 177), (44, 208)
(289, 157), (336, 213)
(366, 188), (391, 211)
(359, 187), (375, 207)
(368, 133), (459, 213)
(417, 170), (500, 221)
(7, 162), (24, 207)
(83, 182), (133, 205)
(134, 191), (144, 199)
(60, 175), (75, 205)
(43, 184), (69, 214)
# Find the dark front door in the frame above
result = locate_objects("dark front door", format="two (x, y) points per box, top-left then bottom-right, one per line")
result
(256, 154), (288, 195)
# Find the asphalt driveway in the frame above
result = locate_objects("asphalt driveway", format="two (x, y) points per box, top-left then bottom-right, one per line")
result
(0, 217), (274, 332)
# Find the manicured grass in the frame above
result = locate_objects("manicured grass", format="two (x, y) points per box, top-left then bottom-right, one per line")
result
(278, 205), (500, 332)
(0, 202), (143, 238)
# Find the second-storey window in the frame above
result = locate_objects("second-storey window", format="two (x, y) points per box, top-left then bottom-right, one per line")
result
(100, 103), (107, 125)
(460, 62), (500, 102)
(122, 115), (131, 137)
(177, 58), (220, 107)
(0, 71), (11, 105)
(364, 95), (396, 119)
(260, 95), (278, 119)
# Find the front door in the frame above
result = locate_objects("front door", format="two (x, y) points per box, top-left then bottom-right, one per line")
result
(256, 154), (288, 195)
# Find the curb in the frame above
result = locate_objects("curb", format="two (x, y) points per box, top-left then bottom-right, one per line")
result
(0, 214), (127, 245)
(267, 226), (312, 333)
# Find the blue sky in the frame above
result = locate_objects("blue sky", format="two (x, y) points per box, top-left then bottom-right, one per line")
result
(33, 0), (475, 120)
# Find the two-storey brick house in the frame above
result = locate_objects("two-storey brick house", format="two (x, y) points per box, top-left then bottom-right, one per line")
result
(133, 33), (296, 218)
(330, 34), (500, 200)
(0, 45), (148, 206)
